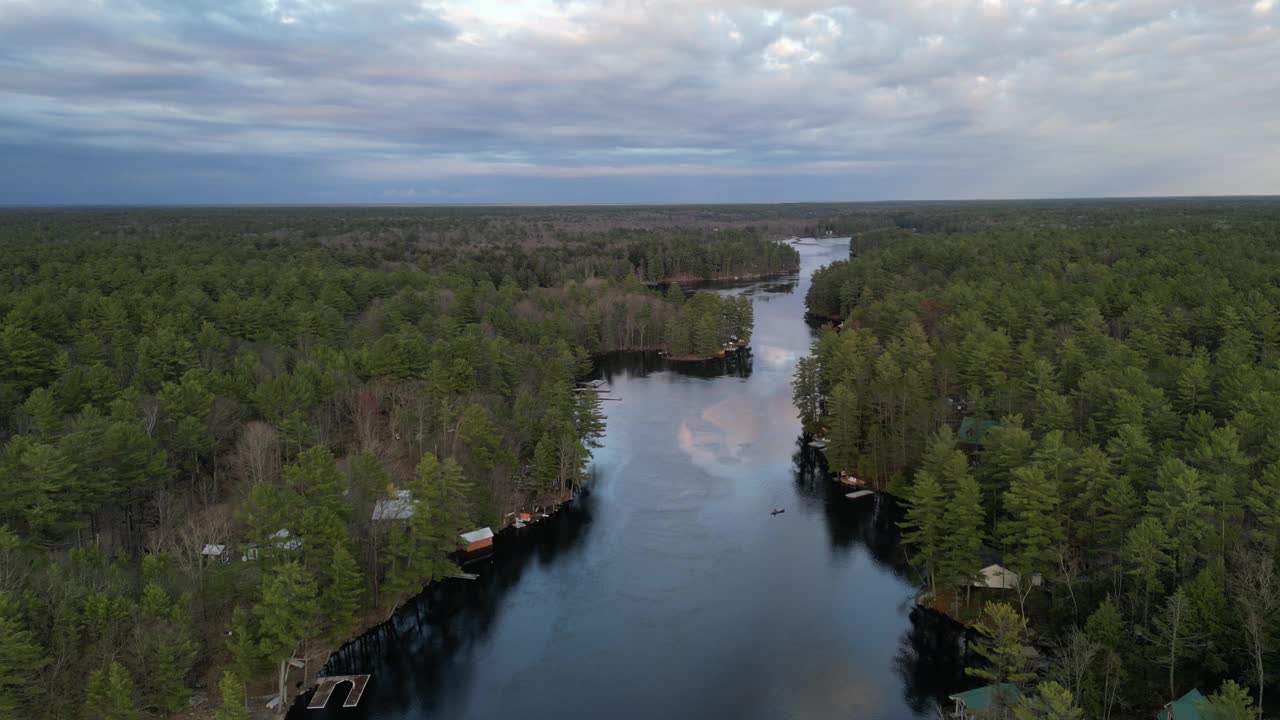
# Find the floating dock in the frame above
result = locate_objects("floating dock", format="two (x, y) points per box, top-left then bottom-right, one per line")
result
(845, 490), (875, 501)
(307, 675), (371, 710)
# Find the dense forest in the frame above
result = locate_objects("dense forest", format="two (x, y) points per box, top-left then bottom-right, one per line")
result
(0, 207), (796, 720)
(793, 199), (1280, 719)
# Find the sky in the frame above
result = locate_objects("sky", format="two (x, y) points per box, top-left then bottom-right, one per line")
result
(1, 0), (1277, 204)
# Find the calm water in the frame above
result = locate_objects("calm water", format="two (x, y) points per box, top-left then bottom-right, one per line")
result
(293, 239), (965, 720)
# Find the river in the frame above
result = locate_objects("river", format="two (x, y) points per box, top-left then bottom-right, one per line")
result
(293, 238), (966, 720)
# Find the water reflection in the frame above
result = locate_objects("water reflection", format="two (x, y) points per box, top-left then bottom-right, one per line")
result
(291, 240), (964, 720)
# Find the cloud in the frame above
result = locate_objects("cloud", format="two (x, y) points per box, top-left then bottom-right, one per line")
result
(0, 0), (1276, 203)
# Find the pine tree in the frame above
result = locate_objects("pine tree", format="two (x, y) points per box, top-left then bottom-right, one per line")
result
(255, 561), (319, 712)
(791, 357), (822, 434)
(84, 661), (140, 720)
(135, 582), (196, 715)
(824, 382), (861, 474)
(322, 542), (362, 642)
(0, 592), (47, 718)
(1246, 461), (1280, 551)
(942, 472), (986, 606)
(999, 465), (1063, 615)
(214, 670), (251, 720)
(1013, 681), (1084, 720)
(384, 454), (472, 606)
(1123, 517), (1172, 622)
(899, 471), (946, 595)
(1200, 680), (1255, 720)
(225, 606), (264, 685)
(967, 602), (1034, 690)
(1146, 459), (1209, 579)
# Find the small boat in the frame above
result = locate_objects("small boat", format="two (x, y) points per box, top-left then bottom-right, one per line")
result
(837, 472), (865, 487)
(845, 490), (875, 501)
(771, 508), (785, 516)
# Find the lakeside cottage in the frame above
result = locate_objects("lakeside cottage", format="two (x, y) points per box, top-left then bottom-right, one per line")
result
(973, 548), (1043, 590)
(1157, 689), (1206, 720)
(372, 489), (414, 521)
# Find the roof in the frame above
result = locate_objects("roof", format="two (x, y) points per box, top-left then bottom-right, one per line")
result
(1157, 689), (1206, 720)
(201, 544), (226, 556)
(957, 417), (998, 445)
(460, 527), (494, 544)
(949, 684), (1019, 711)
(372, 489), (414, 521)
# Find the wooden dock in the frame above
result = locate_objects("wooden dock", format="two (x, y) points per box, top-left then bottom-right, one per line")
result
(307, 675), (370, 710)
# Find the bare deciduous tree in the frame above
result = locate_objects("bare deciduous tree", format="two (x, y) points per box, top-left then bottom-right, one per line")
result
(1230, 545), (1278, 718)
(233, 420), (281, 486)
(1048, 627), (1100, 706)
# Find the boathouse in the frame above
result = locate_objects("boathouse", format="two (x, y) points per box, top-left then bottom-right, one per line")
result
(460, 527), (494, 552)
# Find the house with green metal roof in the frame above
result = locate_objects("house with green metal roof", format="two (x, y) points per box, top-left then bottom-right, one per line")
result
(957, 417), (998, 446)
(947, 683), (1019, 719)
(1156, 689), (1206, 720)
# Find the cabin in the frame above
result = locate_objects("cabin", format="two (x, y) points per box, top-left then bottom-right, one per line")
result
(1157, 689), (1206, 720)
(957, 417), (997, 446)
(201, 544), (228, 563)
(241, 529), (301, 562)
(973, 548), (1042, 590)
(371, 489), (414, 521)
(460, 527), (495, 552)
(948, 683), (1018, 719)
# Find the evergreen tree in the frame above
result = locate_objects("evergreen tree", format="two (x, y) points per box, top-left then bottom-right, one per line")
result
(967, 602), (1034, 689)
(84, 661), (140, 720)
(942, 471), (986, 606)
(1013, 681), (1084, 720)
(1200, 680), (1255, 720)
(214, 670), (251, 720)
(1146, 459), (1210, 578)
(1245, 461), (1280, 551)
(825, 382), (861, 474)
(255, 562), (319, 712)
(1124, 517), (1173, 622)
(0, 592), (47, 718)
(792, 357), (822, 434)
(999, 466), (1063, 615)
(384, 454), (472, 605)
(134, 581), (197, 716)
(899, 471), (947, 596)
(321, 542), (362, 642)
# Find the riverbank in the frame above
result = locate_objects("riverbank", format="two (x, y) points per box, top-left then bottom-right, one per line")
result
(649, 268), (797, 286)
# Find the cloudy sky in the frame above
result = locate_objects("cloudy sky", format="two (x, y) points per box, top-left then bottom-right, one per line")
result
(1, 0), (1277, 204)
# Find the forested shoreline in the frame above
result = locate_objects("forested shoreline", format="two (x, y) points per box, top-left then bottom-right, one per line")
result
(0, 207), (794, 719)
(793, 199), (1280, 719)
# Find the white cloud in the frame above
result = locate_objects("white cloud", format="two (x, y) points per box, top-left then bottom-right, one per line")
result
(0, 0), (1277, 200)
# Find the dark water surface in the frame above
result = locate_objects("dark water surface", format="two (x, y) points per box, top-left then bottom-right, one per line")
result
(294, 239), (965, 720)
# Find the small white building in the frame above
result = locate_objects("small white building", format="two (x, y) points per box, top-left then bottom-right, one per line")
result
(372, 489), (414, 521)
(973, 564), (1043, 590)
